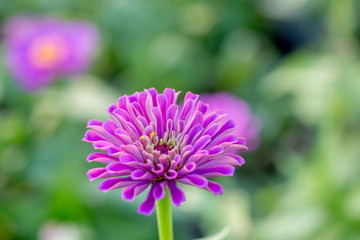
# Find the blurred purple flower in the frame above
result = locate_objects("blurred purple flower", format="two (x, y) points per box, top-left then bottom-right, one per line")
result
(2, 16), (98, 91)
(83, 88), (247, 215)
(199, 92), (261, 151)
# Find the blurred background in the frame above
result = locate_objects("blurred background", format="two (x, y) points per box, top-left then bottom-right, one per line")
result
(1, 0), (360, 239)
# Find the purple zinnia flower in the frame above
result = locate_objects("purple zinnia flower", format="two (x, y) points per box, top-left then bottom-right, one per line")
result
(2, 16), (98, 91)
(199, 92), (261, 151)
(83, 88), (247, 215)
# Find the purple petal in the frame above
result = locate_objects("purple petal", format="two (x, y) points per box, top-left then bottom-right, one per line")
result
(130, 170), (155, 180)
(151, 164), (165, 176)
(87, 168), (122, 182)
(166, 104), (178, 122)
(177, 162), (197, 175)
(113, 108), (131, 122)
(179, 99), (194, 120)
(152, 107), (163, 138)
(153, 181), (166, 200)
(167, 180), (186, 207)
(138, 183), (157, 216)
(208, 146), (224, 155)
(108, 104), (117, 113)
(87, 152), (118, 164)
(163, 88), (175, 105)
(98, 177), (135, 192)
(103, 119), (118, 136)
(203, 123), (220, 137)
(204, 181), (223, 195)
(138, 92), (150, 121)
(203, 112), (219, 129)
(128, 92), (139, 103)
(215, 135), (238, 145)
(93, 140), (116, 151)
(185, 112), (203, 133)
(197, 156), (240, 168)
(87, 119), (103, 127)
(187, 152), (207, 164)
(117, 95), (127, 110)
(211, 120), (236, 141)
(157, 93), (167, 120)
(83, 130), (106, 142)
(186, 125), (204, 144)
(184, 91), (199, 102)
(147, 88), (158, 106)
(229, 154), (245, 165)
(121, 145), (144, 162)
(106, 162), (134, 172)
(122, 180), (151, 202)
(131, 102), (144, 116)
(114, 130), (133, 144)
(164, 170), (178, 180)
(192, 135), (211, 152)
(177, 174), (208, 188)
(193, 165), (235, 177)
(196, 101), (208, 114)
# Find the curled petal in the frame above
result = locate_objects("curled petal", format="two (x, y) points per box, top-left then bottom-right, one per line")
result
(153, 181), (166, 200)
(122, 180), (151, 202)
(93, 141), (115, 151)
(87, 120), (103, 127)
(229, 154), (245, 165)
(151, 164), (165, 176)
(184, 92), (199, 102)
(87, 168), (123, 182)
(130, 170), (155, 180)
(177, 162), (197, 176)
(196, 101), (208, 114)
(177, 174), (208, 188)
(204, 181), (223, 195)
(83, 130), (106, 142)
(167, 180), (186, 207)
(164, 170), (178, 180)
(98, 177), (135, 192)
(87, 153), (117, 164)
(138, 183), (157, 216)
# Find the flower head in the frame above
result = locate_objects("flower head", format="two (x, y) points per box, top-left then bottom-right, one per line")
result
(2, 16), (98, 91)
(199, 92), (261, 151)
(83, 88), (247, 215)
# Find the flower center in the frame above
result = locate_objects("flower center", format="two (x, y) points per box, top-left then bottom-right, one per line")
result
(29, 35), (68, 68)
(153, 143), (174, 155)
(139, 131), (179, 158)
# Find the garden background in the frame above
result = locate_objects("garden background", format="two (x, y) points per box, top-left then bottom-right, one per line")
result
(1, 0), (360, 239)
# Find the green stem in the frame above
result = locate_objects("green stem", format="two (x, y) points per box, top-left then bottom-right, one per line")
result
(156, 188), (173, 240)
